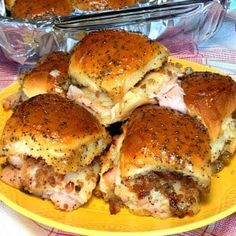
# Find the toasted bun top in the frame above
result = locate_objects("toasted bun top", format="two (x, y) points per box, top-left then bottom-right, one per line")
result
(5, 0), (16, 10)
(11, 0), (73, 19)
(120, 105), (211, 187)
(7, 94), (102, 138)
(22, 51), (70, 98)
(181, 72), (236, 140)
(1, 94), (110, 173)
(73, 0), (138, 11)
(69, 30), (168, 102)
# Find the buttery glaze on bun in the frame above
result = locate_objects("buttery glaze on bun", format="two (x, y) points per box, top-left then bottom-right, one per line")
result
(1, 94), (111, 173)
(99, 105), (211, 218)
(120, 105), (211, 184)
(11, 0), (73, 19)
(8, 0), (138, 17)
(0, 94), (111, 211)
(180, 72), (236, 170)
(68, 30), (180, 126)
(73, 0), (139, 11)
(69, 30), (168, 103)
(181, 72), (236, 140)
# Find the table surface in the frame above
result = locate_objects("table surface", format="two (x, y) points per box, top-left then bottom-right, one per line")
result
(0, 14), (235, 236)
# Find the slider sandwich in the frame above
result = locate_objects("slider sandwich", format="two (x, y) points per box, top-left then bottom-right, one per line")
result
(5, 0), (139, 19)
(180, 72), (236, 172)
(3, 51), (70, 110)
(98, 105), (211, 218)
(0, 94), (111, 211)
(68, 29), (185, 126)
(6, 0), (73, 19)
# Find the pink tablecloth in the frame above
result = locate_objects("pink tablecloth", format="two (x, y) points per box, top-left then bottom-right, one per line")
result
(0, 15), (235, 236)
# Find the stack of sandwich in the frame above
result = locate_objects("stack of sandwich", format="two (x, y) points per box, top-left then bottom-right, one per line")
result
(0, 30), (235, 218)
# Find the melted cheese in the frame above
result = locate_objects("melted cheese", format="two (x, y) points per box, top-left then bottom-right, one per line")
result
(211, 115), (236, 162)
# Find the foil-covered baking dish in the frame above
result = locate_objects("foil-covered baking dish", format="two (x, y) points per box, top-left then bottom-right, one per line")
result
(0, 0), (233, 64)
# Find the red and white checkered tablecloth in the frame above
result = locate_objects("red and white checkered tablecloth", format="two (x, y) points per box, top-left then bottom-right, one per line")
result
(0, 16), (236, 236)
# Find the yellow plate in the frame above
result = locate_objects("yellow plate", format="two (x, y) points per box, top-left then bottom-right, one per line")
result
(0, 57), (235, 236)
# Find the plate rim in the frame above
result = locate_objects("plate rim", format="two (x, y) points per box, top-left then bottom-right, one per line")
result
(0, 190), (235, 236)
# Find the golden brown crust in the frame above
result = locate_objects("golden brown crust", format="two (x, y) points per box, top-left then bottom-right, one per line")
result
(11, 0), (73, 19)
(1, 94), (111, 173)
(72, 0), (138, 11)
(22, 51), (70, 98)
(5, 0), (16, 10)
(181, 72), (236, 140)
(120, 105), (211, 187)
(69, 30), (168, 102)
(6, 94), (103, 139)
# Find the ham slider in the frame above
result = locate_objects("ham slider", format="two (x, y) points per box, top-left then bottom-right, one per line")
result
(7, 0), (139, 17)
(98, 105), (211, 218)
(10, 0), (73, 19)
(180, 72), (236, 172)
(68, 29), (185, 126)
(21, 51), (70, 98)
(0, 94), (111, 211)
(3, 51), (70, 110)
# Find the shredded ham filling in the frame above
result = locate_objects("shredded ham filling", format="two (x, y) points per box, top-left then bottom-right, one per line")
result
(115, 171), (209, 218)
(1, 155), (99, 211)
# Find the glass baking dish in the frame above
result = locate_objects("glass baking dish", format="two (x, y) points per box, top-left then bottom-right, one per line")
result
(0, 0), (232, 64)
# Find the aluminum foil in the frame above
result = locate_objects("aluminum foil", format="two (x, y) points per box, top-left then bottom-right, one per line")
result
(0, 0), (233, 65)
